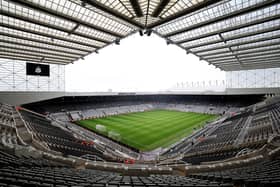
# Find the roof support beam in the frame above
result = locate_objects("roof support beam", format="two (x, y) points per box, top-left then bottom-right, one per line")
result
(148, 0), (222, 29)
(0, 48), (74, 63)
(239, 59), (280, 65)
(203, 47), (280, 60)
(0, 54), (69, 65)
(184, 24), (280, 49)
(196, 40), (280, 57)
(0, 23), (103, 49)
(209, 57), (280, 65)
(0, 55), (68, 65)
(207, 57), (236, 63)
(12, 0), (123, 38)
(152, 0), (170, 17)
(0, 45), (78, 61)
(216, 64), (280, 71)
(204, 50), (280, 61)
(217, 60), (280, 68)
(216, 33), (243, 65)
(165, 0), (277, 37)
(212, 61), (240, 65)
(0, 10), (110, 44)
(176, 13), (280, 44)
(0, 38), (86, 57)
(0, 31), (94, 53)
(193, 34), (280, 54)
(221, 62), (280, 68)
(0, 34), (89, 55)
(82, 0), (143, 28)
(129, 0), (143, 17)
(68, 24), (80, 36)
(209, 55), (280, 64)
(239, 55), (280, 62)
(0, 51), (71, 64)
(219, 64), (280, 71)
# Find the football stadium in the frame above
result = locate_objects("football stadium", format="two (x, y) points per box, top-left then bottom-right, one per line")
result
(1, 0), (280, 187)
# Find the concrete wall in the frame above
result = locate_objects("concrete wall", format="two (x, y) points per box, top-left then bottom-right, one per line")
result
(0, 92), (64, 105)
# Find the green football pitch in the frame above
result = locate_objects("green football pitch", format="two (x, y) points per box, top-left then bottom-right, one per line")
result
(76, 110), (217, 151)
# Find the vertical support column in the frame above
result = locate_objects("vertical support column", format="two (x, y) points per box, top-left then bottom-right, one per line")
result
(12, 61), (15, 90)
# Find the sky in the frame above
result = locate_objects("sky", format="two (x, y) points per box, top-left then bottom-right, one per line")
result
(66, 33), (225, 92)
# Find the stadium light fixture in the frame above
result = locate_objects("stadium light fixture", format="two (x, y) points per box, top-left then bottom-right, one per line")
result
(144, 30), (152, 36)
(115, 39), (120, 45)
(218, 33), (227, 44)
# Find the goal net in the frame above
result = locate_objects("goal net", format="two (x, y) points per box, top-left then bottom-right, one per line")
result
(108, 131), (121, 141)
(96, 124), (106, 133)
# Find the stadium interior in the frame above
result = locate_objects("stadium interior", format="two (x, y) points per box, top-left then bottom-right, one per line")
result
(1, 0), (280, 187)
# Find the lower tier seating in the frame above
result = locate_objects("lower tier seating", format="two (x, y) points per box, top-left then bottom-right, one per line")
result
(0, 149), (233, 187)
(190, 157), (280, 187)
(20, 110), (106, 160)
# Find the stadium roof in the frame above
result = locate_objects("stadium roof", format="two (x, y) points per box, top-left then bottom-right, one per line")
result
(0, 0), (279, 71)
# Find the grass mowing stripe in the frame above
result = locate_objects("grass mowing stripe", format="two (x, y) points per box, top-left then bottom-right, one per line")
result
(124, 114), (203, 139)
(144, 115), (216, 149)
(127, 114), (213, 149)
(77, 110), (217, 151)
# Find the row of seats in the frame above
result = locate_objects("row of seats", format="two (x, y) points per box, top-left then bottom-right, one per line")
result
(0, 150), (66, 168)
(51, 104), (154, 122)
(0, 126), (19, 148)
(1, 98), (280, 186)
(270, 103), (280, 134)
(19, 110), (106, 159)
(190, 158), (280, 186)
(0, 104), (21, 149)
(182, 117), (247, 163)
(0, 149), (233, 187)
(179, 100), (280, 164)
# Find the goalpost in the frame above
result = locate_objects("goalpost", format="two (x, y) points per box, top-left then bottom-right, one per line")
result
(96, 124), (107, 133)
(108, 131), (121, 141)
(96, 124), (121, 141)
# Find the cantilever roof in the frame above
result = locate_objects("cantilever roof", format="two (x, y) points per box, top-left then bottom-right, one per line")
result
(0, 0), (279, 71)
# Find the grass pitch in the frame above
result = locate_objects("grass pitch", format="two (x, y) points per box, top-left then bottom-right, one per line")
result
(76, 110), (217, 151)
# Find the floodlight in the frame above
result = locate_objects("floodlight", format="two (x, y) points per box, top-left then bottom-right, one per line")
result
(115, 39), (120, 45)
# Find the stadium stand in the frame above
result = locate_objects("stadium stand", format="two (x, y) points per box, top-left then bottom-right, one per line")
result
(189, 158), (280, 186)
(23, 95), (260, 160)
(1, 95), (280, 186)
(23, 95), (261, 115)
(19, 109), (114, 161)
(0, 149), (233, 187)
